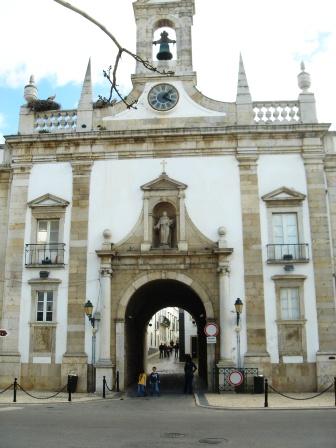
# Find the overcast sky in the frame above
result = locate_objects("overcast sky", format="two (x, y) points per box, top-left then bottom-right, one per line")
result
(0, 0), (335, 142)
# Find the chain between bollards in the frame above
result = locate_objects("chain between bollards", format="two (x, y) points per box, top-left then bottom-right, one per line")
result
(264, 378), (268, 408)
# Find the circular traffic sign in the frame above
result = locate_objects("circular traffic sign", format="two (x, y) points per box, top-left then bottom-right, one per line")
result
(228, 370), (244, 386)
(204, 322), (219, 337)
(0, 329), (8, 337)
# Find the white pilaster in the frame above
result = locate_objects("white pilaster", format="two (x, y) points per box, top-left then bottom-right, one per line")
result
(218, 264), (233, 365)
(178, 191), (188, 251)
(95, 267), (113, 393)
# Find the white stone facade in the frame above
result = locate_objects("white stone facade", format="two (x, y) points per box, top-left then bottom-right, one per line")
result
(0, 0), (336, 392)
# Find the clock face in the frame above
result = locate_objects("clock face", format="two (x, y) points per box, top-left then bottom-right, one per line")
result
(148, 83), (179, 111)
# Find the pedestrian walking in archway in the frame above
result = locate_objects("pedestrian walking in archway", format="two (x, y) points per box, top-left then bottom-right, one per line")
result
(183, 354), (197, 394)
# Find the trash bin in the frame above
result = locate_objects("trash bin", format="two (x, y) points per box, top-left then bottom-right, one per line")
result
(254, 375), (264, 394)
(67, 374), (78, 393)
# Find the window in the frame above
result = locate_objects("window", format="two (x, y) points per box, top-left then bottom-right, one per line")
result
(262, 187), (309, 262)
(36, 291), (53, 322)
(272, 213), (298, 245)
(272, 275), (307, 359)
(280, 287), (300, 320)
(26, 194), (69, 267)
(37, 220), (59, 244)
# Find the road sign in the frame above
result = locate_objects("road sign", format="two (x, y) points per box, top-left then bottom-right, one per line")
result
(206, 336), (217, 344)
(204, 322), (219, 337)
(0, 329), (8, 337)
(228, 370), (244, 386)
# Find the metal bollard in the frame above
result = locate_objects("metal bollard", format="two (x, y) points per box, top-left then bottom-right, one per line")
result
(13, 378), (17, 403)
(116, 371), (120, 393)
(334, 377), (336, 407)
(67, 375), (72, 402)
(103, 376), (106, 399)
(264, 378), (268, 408)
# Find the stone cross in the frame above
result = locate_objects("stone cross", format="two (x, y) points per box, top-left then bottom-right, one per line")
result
(161, 159), (167, 174)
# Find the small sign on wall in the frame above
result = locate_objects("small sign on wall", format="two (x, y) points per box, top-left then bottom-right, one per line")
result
(206, 336), (217, 344)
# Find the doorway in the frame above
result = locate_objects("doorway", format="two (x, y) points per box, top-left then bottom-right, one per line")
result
(123, 279), (210, 391)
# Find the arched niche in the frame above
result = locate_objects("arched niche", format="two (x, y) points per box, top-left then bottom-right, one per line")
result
(140, 171), (188, 252)
(152, 201), (177, 248)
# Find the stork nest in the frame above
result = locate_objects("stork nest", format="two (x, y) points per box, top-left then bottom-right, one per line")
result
(28, 100), (61, 112)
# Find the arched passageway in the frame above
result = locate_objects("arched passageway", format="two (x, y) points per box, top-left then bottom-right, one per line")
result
(124, 279), (208, 390)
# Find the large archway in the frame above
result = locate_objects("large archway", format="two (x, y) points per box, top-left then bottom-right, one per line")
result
(123, 279), (211, 390)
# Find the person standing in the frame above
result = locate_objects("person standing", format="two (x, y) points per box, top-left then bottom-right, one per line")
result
(183, 354), (197, 394)
(159, 343), (164, 359)
(149, 366), (160, 396)
(174, 342), (179, 359)
(137, 372), (147, 397)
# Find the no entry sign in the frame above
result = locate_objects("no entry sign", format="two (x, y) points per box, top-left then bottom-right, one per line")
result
(204, 322), (219, 337)
(228, 370), (244, 387)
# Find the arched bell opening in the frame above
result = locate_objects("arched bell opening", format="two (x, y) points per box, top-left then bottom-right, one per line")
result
(152, 20), (177, 61)
(124, 279), (208, 390)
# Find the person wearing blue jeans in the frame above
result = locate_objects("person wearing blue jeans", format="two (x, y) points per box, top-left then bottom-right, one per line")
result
(149, 366), (160, 396)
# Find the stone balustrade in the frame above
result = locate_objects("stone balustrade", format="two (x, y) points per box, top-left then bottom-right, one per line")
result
(253, 101), (300, 124)
(34, 110), (77, 133)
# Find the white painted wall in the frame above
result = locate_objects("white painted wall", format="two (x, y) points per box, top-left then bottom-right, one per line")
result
(184, 311), (197, 355)
(19, 163), (72, 364)
(104, 81), (225, 122)
(18, 153), (319, 367)
(258, 154), (319, 363)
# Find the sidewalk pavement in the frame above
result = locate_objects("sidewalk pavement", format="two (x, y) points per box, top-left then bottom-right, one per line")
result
(1, 387), (335, 409)
(0, 388), (119, 404)
(198, 392), (336, 410)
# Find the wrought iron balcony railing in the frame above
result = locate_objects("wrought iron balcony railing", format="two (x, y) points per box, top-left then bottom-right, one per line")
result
(266, 244), (309, 263)
(25, 243), (65, 266)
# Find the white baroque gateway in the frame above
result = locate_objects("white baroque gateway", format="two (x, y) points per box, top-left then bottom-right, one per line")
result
(0, 0), (336, 393)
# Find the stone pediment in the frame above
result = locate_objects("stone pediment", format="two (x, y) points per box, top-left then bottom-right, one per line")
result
(141, 173), (187, 191)
(28, 193), (70, 209)
(262, 187), (306, 207)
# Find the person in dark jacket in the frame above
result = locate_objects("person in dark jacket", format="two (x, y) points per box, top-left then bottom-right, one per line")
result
(149, 366), (160, 396)
(183, 354), (197, 394)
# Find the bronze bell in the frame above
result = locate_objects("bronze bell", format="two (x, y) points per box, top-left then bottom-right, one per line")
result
(153, 31), (176, 61)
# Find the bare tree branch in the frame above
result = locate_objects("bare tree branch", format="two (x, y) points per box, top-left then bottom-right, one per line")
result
(53, 0), (174, 109)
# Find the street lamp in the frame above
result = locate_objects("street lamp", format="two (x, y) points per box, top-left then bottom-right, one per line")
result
(234, 298), (243, 326)
(84, 300), (98, 392)
(84, 300), (96, 327)
(234, 298), (243, 369)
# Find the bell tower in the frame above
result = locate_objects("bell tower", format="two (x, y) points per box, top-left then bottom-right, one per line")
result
(133, 0), (195, 79)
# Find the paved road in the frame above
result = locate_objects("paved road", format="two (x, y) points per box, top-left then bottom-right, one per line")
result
(1, 394), (335, 448)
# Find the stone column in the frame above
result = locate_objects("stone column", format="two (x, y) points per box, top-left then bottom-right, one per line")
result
(0, 165), (30, 386)
(217, 264), (233, 365)
(115, 320), (125, 391)
(95, 267), (113, 393)
(303, 152), (336, 388)
(62, 161), (92, 392)
(237, 154), (270, 374)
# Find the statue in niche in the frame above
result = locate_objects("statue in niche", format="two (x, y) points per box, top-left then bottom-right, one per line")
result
(154, 211), (174, 246)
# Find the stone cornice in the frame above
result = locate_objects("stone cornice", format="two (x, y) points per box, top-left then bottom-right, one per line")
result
(4, 123), (331, 145)
(96, 248), (233, 259)
(4, 124), (333, 165)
